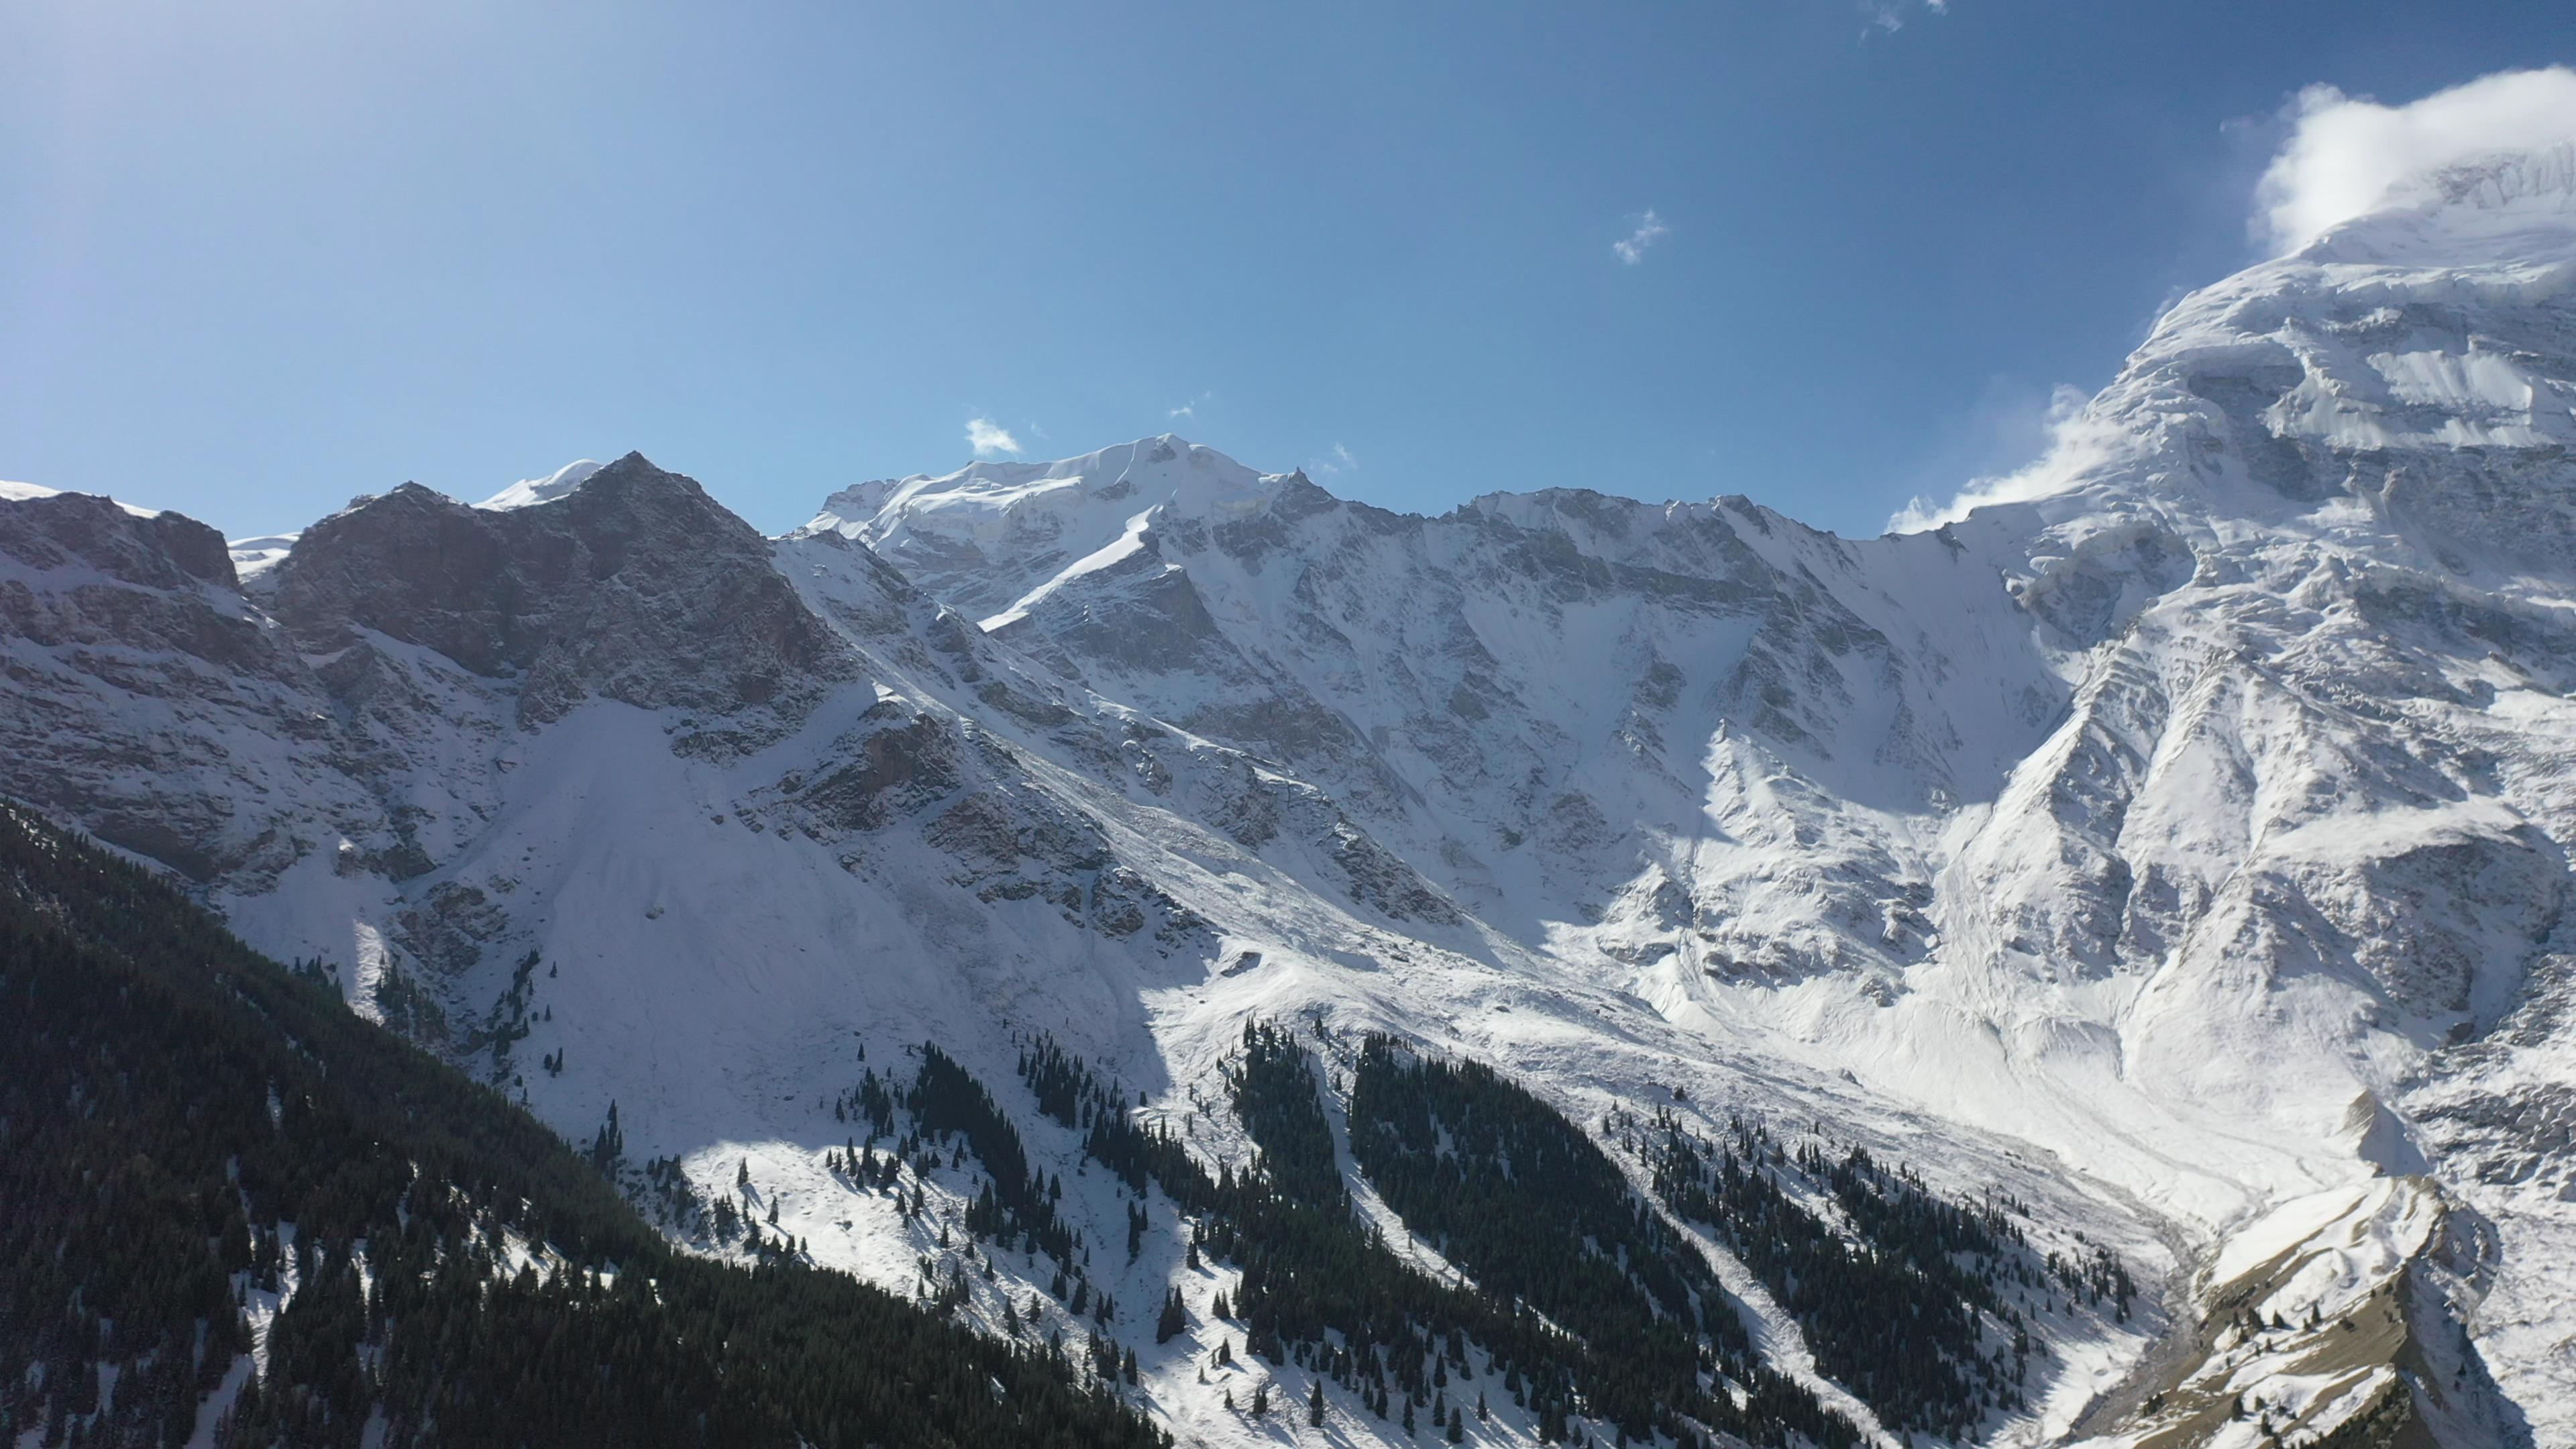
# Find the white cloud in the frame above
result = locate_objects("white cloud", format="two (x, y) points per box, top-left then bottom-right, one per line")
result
(1613, 210), (1669, 266)
(1167, 390), (1214, 423)
(1887, 383), (2101, 533)
(1859, 0), (1945, 36)
(965, 415), (1022, 458)
(2253, 67), (2576, 254)
(1307, 443), (1358, 476)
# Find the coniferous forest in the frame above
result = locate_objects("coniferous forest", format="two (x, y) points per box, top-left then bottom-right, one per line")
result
(1015, 1022), (1858, 1449)
(0, 803), (1166, 1449)
(1346, 1035), (1855, 1449)
(1644, 1110), (2129, 1442)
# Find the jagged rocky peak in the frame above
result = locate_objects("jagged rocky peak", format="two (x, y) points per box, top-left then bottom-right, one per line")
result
(0, 484), (237, 591)
(0, 488), (320, 883)
(271, 451), (857, 724)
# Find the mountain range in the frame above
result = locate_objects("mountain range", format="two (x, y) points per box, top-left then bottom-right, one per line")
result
(7, 144), (2576, 1448)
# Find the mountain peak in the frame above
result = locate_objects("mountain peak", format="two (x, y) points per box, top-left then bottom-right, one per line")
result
(0, 478), (164, 521)
(271, 453), (849, 723)
(2304, 140), (2576, 268)
(478, 458), (609, 511)
(792, 435), (1294, 635)
(805, 435), (1276, 535)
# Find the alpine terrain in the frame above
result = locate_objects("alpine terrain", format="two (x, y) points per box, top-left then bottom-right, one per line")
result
(7, 144), (2576, 1448)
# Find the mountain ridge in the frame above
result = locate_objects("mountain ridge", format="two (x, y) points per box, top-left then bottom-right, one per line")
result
(9, 147), (2576, 1446)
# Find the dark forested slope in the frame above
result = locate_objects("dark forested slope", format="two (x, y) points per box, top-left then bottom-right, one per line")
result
(0, 802), (1166, 1449)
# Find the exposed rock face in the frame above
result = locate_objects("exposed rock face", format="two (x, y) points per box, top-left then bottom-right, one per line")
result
(0, 490), (237, 590)
(272, 453), (856, 726)
(0, 491), (319, 880)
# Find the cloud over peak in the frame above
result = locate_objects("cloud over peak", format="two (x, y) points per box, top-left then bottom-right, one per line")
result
(965, 416), (1022, 458)
(2254, 67), (2576, 255)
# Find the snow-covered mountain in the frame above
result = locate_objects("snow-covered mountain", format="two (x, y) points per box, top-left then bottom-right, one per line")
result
(7, 145), (2576, 1448)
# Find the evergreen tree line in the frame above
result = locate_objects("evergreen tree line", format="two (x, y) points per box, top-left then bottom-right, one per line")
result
(1015, 1032), (1196, 1209)
(810, 1040), (1128, 1350)
(1224, 1026), (1348, 1212)
(1347, 1034), (1856, 1449)
(1013, 1034), (1193, 1265)
(1025, 1020), (1854, 1448)
(1646, 1111), (2070, 1440)
(912, 1042), (1077, 1264)
(0, 802), (1167, 1449)
(828, 1064), (899, 1142)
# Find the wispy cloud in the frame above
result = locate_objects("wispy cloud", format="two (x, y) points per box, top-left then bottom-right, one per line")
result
(1613, 210), (1669, 266)
(2252, 67), (2576, 255)
(965, 415), (1022, 458)
(1860, 0), (1947, 36)
(1307, 443), (1358, 477)
(1167, 390), (1214, 423)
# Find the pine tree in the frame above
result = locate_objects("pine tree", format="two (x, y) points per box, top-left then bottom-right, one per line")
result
(1309, 1379), (1327, 1427)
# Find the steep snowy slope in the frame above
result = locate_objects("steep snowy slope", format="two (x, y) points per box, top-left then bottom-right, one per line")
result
(5, 146), (2575, 1448)
(800, 146), (2576, 1446)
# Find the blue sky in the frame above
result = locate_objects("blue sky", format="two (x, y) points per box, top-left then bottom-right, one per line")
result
(3, 1), (2567, 540)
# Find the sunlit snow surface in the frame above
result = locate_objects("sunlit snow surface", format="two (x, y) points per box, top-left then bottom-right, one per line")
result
(476, 457), (606, 511)
(1, 476), (160, 517)
(9, 148), (2576, 1447)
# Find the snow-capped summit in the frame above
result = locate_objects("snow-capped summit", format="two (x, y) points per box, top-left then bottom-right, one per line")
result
(478, 457), (608, 511)
(2306, 141), (2576, 267)
(0, 477), (162, 519)
(810, 433), (1275, 536)
(802, 434), (1289, 627)
(1898, 138), (2576, 545)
